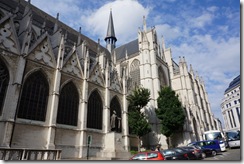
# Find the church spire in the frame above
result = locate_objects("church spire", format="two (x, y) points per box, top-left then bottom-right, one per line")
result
(105, 9), (117, 53)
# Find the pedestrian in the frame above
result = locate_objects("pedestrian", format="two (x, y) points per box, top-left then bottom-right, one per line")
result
(156, 144), (160, 151)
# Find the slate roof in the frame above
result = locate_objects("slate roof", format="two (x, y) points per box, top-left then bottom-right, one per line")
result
(105, 10), (117, 41)
(114, 39), (139, 60)
(1, 0), (110, 58)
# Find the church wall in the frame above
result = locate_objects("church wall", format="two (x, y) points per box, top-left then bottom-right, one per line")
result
(54, 128), (82, 159)
(11, 123), (48, 148)
(171, 76), (182, 91)
(55, 128), (80, 147)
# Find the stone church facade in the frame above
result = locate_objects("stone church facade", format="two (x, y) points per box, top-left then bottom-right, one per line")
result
(0, 0), (218, 159)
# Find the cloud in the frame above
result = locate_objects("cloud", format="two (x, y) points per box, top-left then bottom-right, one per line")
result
(190, 13), (214, 28)
(82, 0), (150, 46)
(155, 24), (183, 43)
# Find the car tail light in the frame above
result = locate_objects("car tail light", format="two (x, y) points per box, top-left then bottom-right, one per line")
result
(184, 154), (188, 158)
(195, 149), (201, 153)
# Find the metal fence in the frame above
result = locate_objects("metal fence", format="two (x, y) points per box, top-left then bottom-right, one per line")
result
(0, 148), (62, 160)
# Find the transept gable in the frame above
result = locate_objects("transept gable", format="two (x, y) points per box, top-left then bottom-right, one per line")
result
(110, 69), (122, 92)
(0, 15), (21, 55)
(27, 33), (56, 68)
(89, 63), (105, 87)
(62, 49), (83, 78)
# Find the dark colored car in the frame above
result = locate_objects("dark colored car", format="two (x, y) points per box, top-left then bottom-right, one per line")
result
(194, 145), (213, 158)
(178, 146), (202, 159)
(174, 147), (198, 160)
(129, 151), (165, 160)
(187, 140), (225, 156)
(161, 149), (189, 160)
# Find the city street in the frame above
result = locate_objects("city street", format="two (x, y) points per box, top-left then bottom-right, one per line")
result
(203, 148), (241, 161)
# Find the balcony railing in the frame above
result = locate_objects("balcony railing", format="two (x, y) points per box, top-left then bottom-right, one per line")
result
(0, 148), (62, 160)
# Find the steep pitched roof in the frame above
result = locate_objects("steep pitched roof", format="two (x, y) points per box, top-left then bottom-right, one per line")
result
(114, 39), (139, 60)
(1, 0), (110, 58)
(105, 10), (116, 41)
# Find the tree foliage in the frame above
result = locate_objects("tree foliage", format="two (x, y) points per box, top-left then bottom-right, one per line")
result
(128, 110), (151, 138)
(127, 87), (151, 150)
(155, 86), (186, 138)
(127, 87), (151, 111)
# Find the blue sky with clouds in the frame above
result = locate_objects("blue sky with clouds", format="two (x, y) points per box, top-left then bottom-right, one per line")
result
(30, 0), (241, 127)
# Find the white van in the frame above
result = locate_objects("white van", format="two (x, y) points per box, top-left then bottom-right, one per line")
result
(226, 131), (240, 149)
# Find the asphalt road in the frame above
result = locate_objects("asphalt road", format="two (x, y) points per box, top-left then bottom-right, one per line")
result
(203, 147), (241, 161)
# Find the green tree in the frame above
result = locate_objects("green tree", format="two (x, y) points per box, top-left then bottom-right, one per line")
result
(127, 87), (151, 151)
(155, 86), (186, 148)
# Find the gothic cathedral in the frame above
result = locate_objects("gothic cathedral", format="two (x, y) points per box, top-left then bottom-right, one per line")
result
(0, 0), (218, 159)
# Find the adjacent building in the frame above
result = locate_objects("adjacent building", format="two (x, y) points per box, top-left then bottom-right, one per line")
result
(0, 0), (217, 159)
(221, 75), (240, 131)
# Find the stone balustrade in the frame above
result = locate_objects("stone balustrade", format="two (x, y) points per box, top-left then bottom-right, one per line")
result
(0, 148), (62, 160)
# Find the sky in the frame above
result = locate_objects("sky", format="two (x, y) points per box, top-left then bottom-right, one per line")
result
(29, 0), (241, 128)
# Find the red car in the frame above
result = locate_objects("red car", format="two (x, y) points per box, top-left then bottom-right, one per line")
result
(129, 151), (165, 160)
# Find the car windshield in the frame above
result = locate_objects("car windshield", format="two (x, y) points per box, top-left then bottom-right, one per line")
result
(173, 148), (186, 153)
(226, 131), (240, 140)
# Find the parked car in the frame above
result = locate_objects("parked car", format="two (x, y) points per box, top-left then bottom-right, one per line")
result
(129, 151), (165, 160)
(226, 130), (240, 149)
(194, 145), (213, 158)
(172, 147), (198, 160)
(228, 138), (240, 149)
(187, 140), (226, 156)
(161, 149), (189, 160)
(177, 146), (202, 159)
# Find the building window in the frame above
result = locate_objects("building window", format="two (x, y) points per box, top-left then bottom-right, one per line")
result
(57, 82), (79, 126)
(87, 90), (103, 130)
(234, 100), (237, 104)
(230, 109), (236, 127)
(228, 111), (233, 128)
(130, 59), (140, 89)
(158, 67), (167, 87)
(110, 96), (122, 133)
(236, 107), (240, 124)
(17, 71), (49, 121)
(0, 59), (9, 115)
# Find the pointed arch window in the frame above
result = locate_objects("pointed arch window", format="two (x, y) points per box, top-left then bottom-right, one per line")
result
(0, 59), (9, 115)
(18, 71), (49, 121)
(130, 59), (140, 89)
(57, 82), (79, 126)
(110, 96), (122, 133)
(158, 67), (167, 88)
(87, 90), (103, 129)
